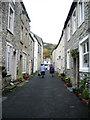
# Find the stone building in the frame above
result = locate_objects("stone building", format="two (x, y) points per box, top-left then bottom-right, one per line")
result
(51, 30), (65, 73)
(1, 0), (31, 87)
(0, 0), (2, 91)
(52, 0), (90, 88)
(16, 1), (31, 76)
(28, 33), (34, 74)
(34, 34), (43, 70)
(2, 1), (18, 87)
(64, 1), (90, 87)
(1, 0), (44, 88)
(30, 32), (43, 73)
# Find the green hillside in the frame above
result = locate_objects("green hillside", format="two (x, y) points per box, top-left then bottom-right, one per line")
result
(43, 42), (56, 58)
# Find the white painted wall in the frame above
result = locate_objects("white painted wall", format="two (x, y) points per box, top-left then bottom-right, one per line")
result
(52, 32), (65, 74)
(33, 38), (38, 73)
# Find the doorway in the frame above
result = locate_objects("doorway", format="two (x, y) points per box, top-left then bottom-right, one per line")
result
(73, 55), (79, 87)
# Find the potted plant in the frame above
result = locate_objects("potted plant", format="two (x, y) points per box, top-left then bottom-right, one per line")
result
(65, 77), (72, 87)
(17, 76), (23, 82)
(60, 73), (65, 81)
(82, 88), (90, 105)
(23, 73), (30, 80)
(73, 87), (82, 96)
(78, 78), (88, 93)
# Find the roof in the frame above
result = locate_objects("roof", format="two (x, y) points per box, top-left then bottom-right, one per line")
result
(52, 1), (77, 54)
(30, 31), (44, 46)
(21, 1), (31, 22)
(63, 2), (77, 29)
(29, 33), (34, 42)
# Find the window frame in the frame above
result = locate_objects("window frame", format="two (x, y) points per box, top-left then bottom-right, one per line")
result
(8, 3), (14, 34)
(78, 0), (84, 27)
(22, 52), (27, 73)
(67, 21), (70, 41)
(20, 26), (23, 41)
(6, 42), (13, 75)
(67, 49), (70, 69)
(79, 35), (90, 72)
(72, 8), (77, 34)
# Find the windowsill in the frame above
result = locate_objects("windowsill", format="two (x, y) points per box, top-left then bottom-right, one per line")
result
(78, 21), (84, 28)
(22, 72), (26, 74)
(7, 28), (14, 35)
(79, 68), (89, 72)
(20, 41), (23, 45)
(72, 30), (76, 35)
(67, 38), (70, 42)
(6, 72), (11, 77)
(67, 68), (70, 70)
(6, 74), (11, 77)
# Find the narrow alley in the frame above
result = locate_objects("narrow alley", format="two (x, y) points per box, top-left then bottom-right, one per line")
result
(2, 71), (89, 119)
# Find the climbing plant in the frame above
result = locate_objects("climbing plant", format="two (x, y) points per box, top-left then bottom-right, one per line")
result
(70, 49), (79, 57)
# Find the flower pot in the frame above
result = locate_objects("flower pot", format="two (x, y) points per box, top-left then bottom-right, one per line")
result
(66, 83), (72, 87)
(81, 99), (90, 106)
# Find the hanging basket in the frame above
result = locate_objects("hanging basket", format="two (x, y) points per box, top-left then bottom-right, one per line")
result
(70, 49), (79, 58)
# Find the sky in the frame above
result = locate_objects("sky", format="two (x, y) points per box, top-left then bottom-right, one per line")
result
(23, 0), (73, 44)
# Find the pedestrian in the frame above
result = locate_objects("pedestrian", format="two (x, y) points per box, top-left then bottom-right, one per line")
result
(40, 64), (46, 78)
(49, 64), (54, 77)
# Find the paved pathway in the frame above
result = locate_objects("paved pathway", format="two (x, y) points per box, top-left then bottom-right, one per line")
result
(2, 71), (89, 118)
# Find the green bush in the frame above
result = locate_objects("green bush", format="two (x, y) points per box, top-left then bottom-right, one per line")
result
(26, 73), (29, 75)
(70, 49), (78, 57)
(60, 73), (65, 77)
(17, 76), (23, 81)
(65, 77), (71, 83)
(79, 78), (88, 92)
(82, 89), (89, 100)
(74, 87), (82, 93)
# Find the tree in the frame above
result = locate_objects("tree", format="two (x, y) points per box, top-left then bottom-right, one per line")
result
(43, 48), (50, 58)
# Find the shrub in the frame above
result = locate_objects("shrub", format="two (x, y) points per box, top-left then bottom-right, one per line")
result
(65, 77), (71, 83)
(82, 89), (89, 100)
(70, 49), (79, 57)
(17, 76), (23, 81)
(78, 78), (88, 92)
(26, 73), (29, 75)
(60, 73), (65, 77)
(74, 87), (82, 93)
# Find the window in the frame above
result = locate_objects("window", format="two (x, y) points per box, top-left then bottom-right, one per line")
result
(79, 36), (89, 72)
(12, 0), (15, 4)
(22, 53), (27, 73)
(67, 50), (70, 69)
(67, 21), (70, 41)
(8, 4), (14, 33)
(82, 40), (89, 67)
(78, 1), (84, 26)
(72, 9), (77, 34)
(6, 43), (13, 74)
(20, 26), (23, 41)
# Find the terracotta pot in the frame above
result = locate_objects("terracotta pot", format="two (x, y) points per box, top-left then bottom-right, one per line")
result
(66, 83), (72, 87)
(61, 77), (64, 81)
(81, 99), (90, 106)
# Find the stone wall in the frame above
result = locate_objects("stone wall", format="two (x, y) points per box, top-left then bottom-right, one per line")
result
(65, 2), (89, 84)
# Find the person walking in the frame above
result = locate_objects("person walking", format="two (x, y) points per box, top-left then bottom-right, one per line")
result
(49, 64), (54, 77)
(40, 64), (46, 78)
